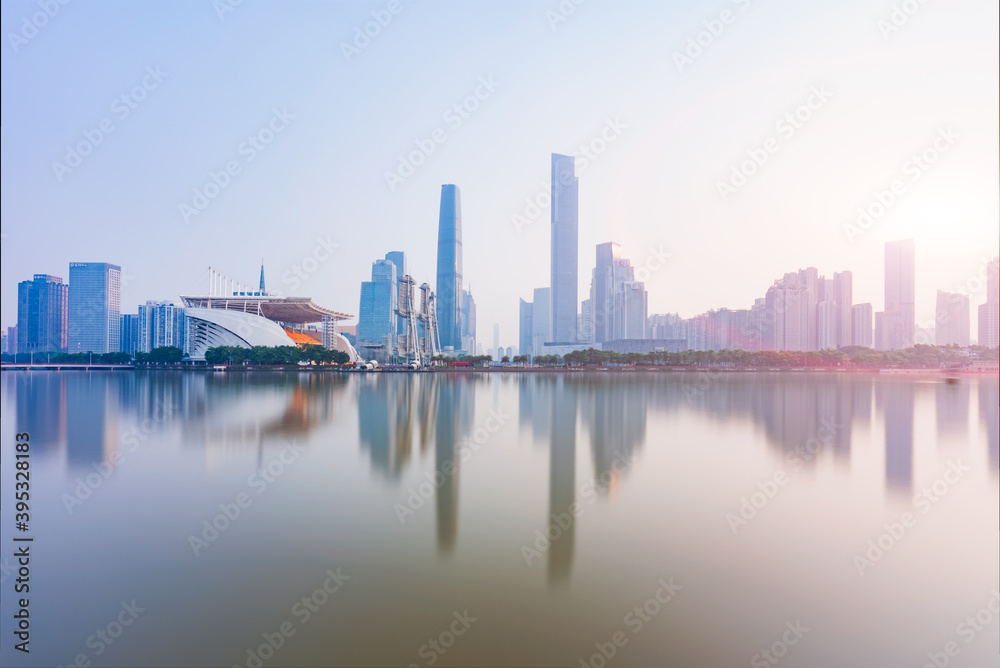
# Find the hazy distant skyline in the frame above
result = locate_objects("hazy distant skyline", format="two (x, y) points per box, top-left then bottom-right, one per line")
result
(2, 1), (997, 346)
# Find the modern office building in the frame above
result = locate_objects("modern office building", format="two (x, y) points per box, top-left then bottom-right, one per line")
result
(358, 258), (398, 352)
(591, 242), (621, 344)
(852, 303), (873, 348)
(579, 299), (593, 344)
(935, 290), (970, 347)
(68, 262), (121, 354)
(436, 184), (463, 351)
(550, 153), (579, 343)
(833, 270), (853, 348)
(978, 257), (999, 348)
(461, 288), (477, 354)
(884, 239), (915, 350)
(519, 298), (534, 359)
(532, 287), (550, 360)
(120, 313), (141, 355)
(17, 274), (68, 353)
(619, 282), (648, 340)
(5, 326), (16, 354)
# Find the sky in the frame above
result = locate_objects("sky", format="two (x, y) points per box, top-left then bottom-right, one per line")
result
(1, 0), (997, 347)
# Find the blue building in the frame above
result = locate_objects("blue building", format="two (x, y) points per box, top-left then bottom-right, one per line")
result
(68, 262), (121, 354)
(436, 184), (463, 351)
(384, 251), (408, 336)
(358, 258), (398, 350)
(550, 154), (579, 343)
(17, 274), (68, 353)
(120, 313), (141, 355)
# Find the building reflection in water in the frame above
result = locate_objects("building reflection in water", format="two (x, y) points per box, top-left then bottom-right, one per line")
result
(877, 380), (915, 494)
(434, 374), (474, 554)
(579, 375), (646, 494)
(979, 377), (999, 474)
(12, 372), (67, 456)
(936, 380), (971, 442)
(547, 376), (577, 585)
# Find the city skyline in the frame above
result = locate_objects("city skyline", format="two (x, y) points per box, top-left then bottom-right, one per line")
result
(1, 1), (996, 346)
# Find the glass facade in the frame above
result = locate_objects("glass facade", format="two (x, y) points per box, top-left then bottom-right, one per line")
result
(550, 153), (579, 343)
(436, 184), (463, 350)
(120, 313), (141, 355)
(68, 262), (121, 354)
(17, 274), (68, 352)
(358, 259), (397, 347)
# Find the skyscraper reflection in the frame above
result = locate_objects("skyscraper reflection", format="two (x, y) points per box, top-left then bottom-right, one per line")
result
(547, 376), (576, 585)
(935, 380), (970, 442)
(978, 377), (999, 474)
(878, 381), (914, 494)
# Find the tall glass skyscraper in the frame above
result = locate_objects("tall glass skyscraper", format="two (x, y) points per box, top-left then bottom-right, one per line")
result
(68, 262), (121, 354)
(384, 251), (408, 336)
(358, 258), (398, 350)
(884, 239), (915, 350)
(550, 153), (579, 344)
(436, 184), (463, 351)
(17, 274), (68, 352)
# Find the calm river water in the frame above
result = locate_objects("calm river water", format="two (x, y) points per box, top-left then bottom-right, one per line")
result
(0, 370), (997, 667)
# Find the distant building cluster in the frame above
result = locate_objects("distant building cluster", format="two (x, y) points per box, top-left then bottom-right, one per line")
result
(512, 156), (998, 359)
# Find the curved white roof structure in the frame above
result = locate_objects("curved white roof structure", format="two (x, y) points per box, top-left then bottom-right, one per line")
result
(185, 308), (296, 361)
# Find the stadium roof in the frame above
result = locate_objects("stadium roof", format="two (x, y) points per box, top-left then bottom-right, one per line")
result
(180, 295), (352, 324)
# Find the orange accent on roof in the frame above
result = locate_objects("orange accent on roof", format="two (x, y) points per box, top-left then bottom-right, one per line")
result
(285, 330), (321, 345)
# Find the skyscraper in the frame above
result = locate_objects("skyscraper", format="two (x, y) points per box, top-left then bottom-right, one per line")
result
(358, 258), (398, 352)
(436, 184), (463, 351)
(519, 298), (534, 359)
(550, 154), (578, 343)
(833, 270), (853, 348)
(884, 239), (915, 350)
(592, 242), (622, 344)
(461, 288), (477, 354)
(935, 291), (970, 347)
(17, 274), (68, 353)
(978, 257), (999, 348)
(68, 262), (121, 354)
(532, 288), (550, 361)
(852, 303), (873, 348)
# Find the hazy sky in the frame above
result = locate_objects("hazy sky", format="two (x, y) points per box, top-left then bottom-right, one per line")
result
(2, 0), (997, 346)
